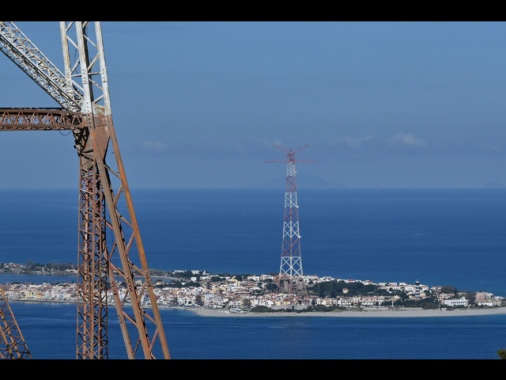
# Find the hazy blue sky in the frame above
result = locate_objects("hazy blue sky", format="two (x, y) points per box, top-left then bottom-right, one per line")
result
(2, 21), (506, 189)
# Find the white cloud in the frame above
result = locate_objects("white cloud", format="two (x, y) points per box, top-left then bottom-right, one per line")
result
(388, 133), (427, 147)
(335, 135), (375, 148)
(140, 140), (167, 152)
(482, 143), (501, 152)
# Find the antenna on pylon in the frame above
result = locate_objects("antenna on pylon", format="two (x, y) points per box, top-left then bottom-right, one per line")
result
(265, 144), (316, 297)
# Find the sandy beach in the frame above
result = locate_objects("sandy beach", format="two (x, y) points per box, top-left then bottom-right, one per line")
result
(182, 306), (506, 318)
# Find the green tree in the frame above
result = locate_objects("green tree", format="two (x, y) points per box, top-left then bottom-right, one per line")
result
(195, 294), (204, 306)
(265, 282), (278, 292)
(440, 285), (457, 295)
(498, 349), (506, 359)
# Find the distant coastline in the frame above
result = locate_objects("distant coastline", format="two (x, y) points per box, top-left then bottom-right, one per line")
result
(7, 299), (506, 318)
(2, 263), (505, 317)
(184, 305), (506, 318)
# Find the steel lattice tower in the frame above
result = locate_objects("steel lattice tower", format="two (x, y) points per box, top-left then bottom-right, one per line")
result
(266, 144), (315, 295)
(0, 21), (170, 359)
(0, 287), (31, 359)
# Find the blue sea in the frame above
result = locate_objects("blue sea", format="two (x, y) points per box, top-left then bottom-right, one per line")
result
(2, 187), (506, 360)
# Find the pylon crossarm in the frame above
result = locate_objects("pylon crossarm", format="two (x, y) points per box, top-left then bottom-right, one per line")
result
(0, 108), (86, 130)
(0, 22), (82, 111)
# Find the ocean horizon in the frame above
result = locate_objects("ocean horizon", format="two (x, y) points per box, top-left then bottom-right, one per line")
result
(2, 187), (504, 292)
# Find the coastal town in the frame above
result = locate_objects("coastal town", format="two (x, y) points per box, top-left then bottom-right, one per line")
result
(0, 261), (504, 313)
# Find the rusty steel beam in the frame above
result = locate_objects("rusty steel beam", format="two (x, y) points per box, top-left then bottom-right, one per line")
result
(75, 145), (109, 359)
(85, 113), (170, 359)
(0, 287), (31, 359)
(0, 108), (86, 131)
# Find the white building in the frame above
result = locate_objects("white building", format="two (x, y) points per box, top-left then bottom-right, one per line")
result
(442, 297), (469, 308)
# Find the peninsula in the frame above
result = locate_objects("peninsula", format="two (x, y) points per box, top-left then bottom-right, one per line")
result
(1, 261), (505, 317)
